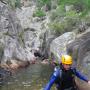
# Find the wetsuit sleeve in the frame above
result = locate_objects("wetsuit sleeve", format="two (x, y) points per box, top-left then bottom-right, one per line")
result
(44, 68), (60, 90)
(44, 75), (56, 90)
(73, 68), (89, 82)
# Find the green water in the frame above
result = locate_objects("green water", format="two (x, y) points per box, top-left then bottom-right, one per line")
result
(0, 63), (55, 90)
(1, 63), (90, 90)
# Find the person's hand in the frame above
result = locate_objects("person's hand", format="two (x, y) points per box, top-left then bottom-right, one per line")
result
(88, 81), (90, 84)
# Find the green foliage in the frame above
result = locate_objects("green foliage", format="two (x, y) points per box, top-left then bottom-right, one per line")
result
(49, 22), (65, 35)
(66, 10), (80, 18)
(49, 10), (80, 35)
(57, 0), (90, 14)
(49, 12), (80, 35)
(50, 5), (79, 21)
(33, 9), (46, 17)
(50, 5), (65, 21)
(58, 0), (80, 5)
(83, 14), (90, 26)
(36, 0), (51, 7)
(15, 0), (21, 8)
(83, 0), (90, 9)
(8, 0), (21, 9)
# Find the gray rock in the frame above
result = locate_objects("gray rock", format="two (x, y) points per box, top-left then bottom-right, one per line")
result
(0, 2), (36, 67)
(50, 32), (76, 63)
(67, 31), (90, 77)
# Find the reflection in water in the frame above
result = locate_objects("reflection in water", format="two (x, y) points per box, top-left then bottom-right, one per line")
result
(0, 63), (55, 90)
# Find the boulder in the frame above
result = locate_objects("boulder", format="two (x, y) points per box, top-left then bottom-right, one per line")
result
(67, 31), (90, 90)
(50, 32), (76, 63)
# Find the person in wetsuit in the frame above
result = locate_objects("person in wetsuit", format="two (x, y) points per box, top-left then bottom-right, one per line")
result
(44, 55), (90, 90)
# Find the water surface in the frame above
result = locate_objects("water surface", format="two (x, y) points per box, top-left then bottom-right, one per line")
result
(0, 63), (55, 90)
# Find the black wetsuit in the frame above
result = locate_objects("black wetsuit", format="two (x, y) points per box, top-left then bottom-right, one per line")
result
(44, 64), (89, 90)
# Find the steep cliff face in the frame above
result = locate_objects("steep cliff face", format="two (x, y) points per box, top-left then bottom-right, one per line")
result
(67, 29), (90, 73)
(0, 1), (36, 69)
(67, 29), (90, 90)
(0, 0), (90, 73)
(0, 0), (55, 69)
(15, 1), (55, 60)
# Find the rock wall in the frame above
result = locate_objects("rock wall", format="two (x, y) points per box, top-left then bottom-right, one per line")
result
(0, 1), (36, 69)
(67, 29), (90, 72)
(67, 29), (90, 90)
(50, 32), (76, 64)
(0, 0), (55, 69)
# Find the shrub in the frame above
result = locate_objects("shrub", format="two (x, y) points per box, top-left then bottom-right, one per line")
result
(33, 9), (46, 17)
(36, 0), (51, 8)
(83, 14), (90, 26)
(8, 0), (21, 9)
(66, 10), (79, 18)
(50, 5), (79, 21)
(49, 9), (80, 35)
(48, 21), (66, 35)
(15, 0), (21, 8)
(57, 0), (90, 14)
(50, 5), (65, 21)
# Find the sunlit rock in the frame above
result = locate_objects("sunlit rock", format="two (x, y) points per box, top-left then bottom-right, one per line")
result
(50, 32), (76, 63)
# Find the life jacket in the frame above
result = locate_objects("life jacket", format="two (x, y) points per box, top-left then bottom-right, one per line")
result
(55, 64), (77, 90)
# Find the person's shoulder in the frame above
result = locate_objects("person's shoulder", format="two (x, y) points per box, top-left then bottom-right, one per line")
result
(53, 66), (62, 77)
(54, 66), (60, 71)
(71, 66), (76, 70)
(71, 66), (77, 73)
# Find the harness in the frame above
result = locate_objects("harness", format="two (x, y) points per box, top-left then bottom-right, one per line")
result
(55, 65), (78, 90)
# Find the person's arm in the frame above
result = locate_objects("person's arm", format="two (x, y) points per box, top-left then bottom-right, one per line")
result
(44, 75), (57, 90)
(44, 67), (60, 90)
(73, 68), (89, 82)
